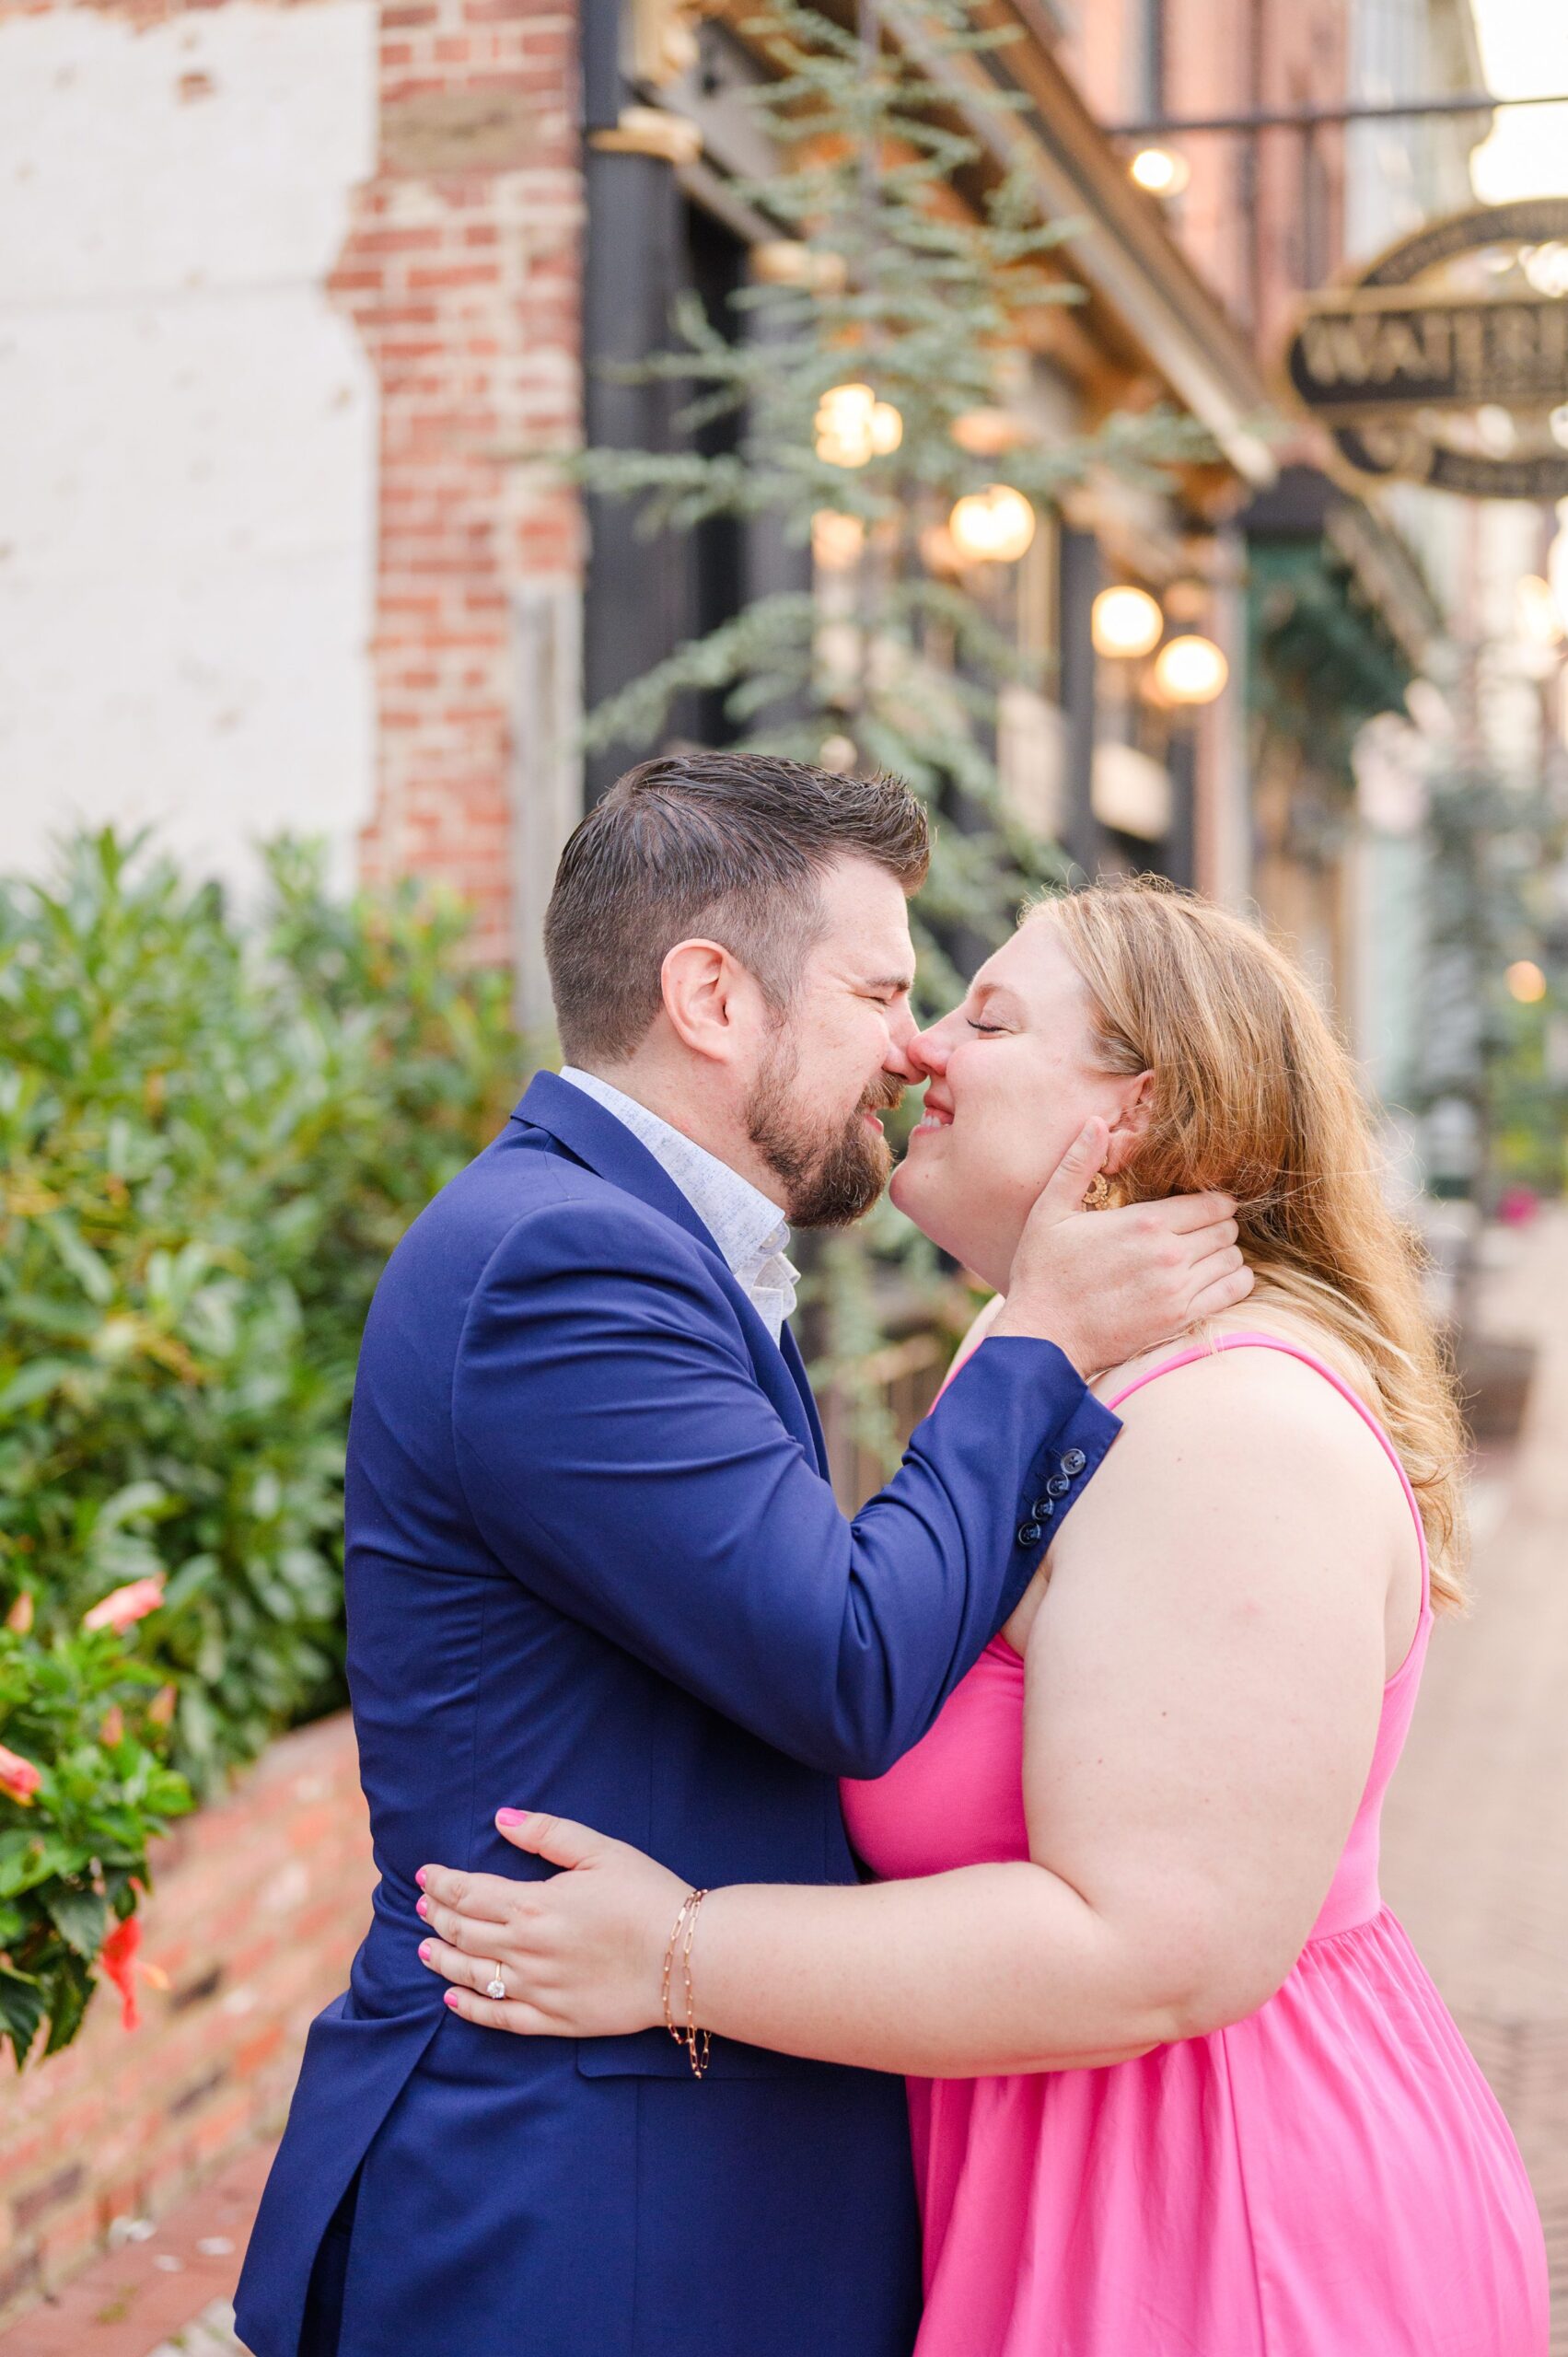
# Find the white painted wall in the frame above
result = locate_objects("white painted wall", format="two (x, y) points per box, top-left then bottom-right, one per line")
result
(0, 0), (378, 899)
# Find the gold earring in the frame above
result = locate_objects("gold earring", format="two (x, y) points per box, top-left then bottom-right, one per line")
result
(1082, 1171), (1115, 1211)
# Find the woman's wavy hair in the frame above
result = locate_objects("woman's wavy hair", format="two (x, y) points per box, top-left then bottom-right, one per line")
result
(1035, 877), (1468, 1607)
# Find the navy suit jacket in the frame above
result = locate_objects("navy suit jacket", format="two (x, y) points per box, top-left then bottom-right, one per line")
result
(236, 1072), (1119, 2357)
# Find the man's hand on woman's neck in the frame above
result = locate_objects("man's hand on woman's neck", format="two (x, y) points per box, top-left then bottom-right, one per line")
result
(990, 1119), (1250, 1376)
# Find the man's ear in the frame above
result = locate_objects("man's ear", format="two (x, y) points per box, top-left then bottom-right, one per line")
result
(1101, 1071), (1155, 1175)
(660, 937), (757, 1064)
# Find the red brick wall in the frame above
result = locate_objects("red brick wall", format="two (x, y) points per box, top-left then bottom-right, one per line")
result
(342, 0), (585, 960)
(0, 1713), (372, 2331)
(0, 0), (585, 960)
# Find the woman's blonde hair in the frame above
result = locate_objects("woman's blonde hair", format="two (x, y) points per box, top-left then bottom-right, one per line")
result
(1036, 878), (1468, 1607)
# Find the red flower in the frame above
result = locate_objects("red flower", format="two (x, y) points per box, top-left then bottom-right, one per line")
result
(99, 1916), (143, 2031)
(0, 1742), (41, 1805)
(82, 1575), (166, 1634)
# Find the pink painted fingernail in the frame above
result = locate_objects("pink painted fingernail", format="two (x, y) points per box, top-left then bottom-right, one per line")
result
(418, 1941), (432, 1963)
(444, 1990), (459, 2008)
(495, 1808), (527, 1826)
(416, 1897), (429, 1919)
(415, 1867), (427, 1888)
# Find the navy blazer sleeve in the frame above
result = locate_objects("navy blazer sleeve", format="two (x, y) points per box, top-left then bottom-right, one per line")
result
(451, 1192), (1119, 1779)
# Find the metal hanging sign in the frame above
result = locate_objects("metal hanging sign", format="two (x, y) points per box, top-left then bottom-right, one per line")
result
(1283, 198), (1568, 498)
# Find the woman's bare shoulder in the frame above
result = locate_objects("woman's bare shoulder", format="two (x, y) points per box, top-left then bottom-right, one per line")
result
(1091, 1329), (1426, 1635)
(1091, 1305), (1370, 1412)
(1009, 1314), (1401, 1658)
(1073, 1314), (1412, 1545)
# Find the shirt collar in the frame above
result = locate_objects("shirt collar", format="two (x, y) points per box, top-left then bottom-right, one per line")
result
(557, 1069), (796, 1321)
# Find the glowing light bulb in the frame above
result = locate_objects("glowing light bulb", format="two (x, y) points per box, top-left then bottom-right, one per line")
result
(1516, 575), (1563, 648)
(1523, 242), (1568, 298)
(812, 511), (866, 570)
(947, 485), (1037, 564)
(1091, 585), (1164, 659)
(814, 383), (903, 468)
(919, 522), (962, 575)
(950, 408), (1028, 457)
(869, 403), (903, 456)
(1506, 959), (1547, 1004)
(1130, 147), (1190, 197)
(1153, 633), (1229, 704)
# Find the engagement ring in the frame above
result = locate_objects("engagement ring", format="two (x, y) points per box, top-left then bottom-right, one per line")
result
(486, 1968), (507, 2001)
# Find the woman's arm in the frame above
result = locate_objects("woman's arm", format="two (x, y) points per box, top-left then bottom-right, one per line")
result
(946, 1287), (1005, 1384)
(421, 1353), (1399, 2073)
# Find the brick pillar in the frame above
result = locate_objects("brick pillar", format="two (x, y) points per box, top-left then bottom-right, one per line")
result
(338, 0), (584, 960)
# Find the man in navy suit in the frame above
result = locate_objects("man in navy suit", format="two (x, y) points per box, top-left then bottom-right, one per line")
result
(237, 755), (1248, 2357)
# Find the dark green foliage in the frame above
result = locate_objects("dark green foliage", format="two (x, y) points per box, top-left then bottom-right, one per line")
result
(1248, 537), (1417, 787)
(0, 830), (522, 2057)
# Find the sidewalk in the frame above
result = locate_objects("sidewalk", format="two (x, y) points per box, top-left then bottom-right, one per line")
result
(0, 2144), (266, 2357)
(1382, 1207), (1568, 2351)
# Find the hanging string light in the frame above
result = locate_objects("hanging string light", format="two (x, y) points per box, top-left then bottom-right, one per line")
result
(1129, 147), (1191, 197)
(918, 521), (961, 576)
(812, 511), (867, 570)
(1516, 574), (1563, 648)
(1153, 633), (1229, 704)
(1091, 585), (1164, 659)
(947, 484), (1036, 564)
(950, 408), (1029, 457)
(814, 383), (903, 468)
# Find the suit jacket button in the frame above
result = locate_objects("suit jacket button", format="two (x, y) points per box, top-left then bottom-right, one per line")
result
(1046, 1474), (1070, 1499)
(1029, 1497), (1056, 1521)
(1061, 1447), (1086, 1476)
(1017, 1521), (1043, 1548)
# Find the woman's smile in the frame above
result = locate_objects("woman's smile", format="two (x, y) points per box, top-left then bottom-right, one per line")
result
(909, 1087), (955, 1138)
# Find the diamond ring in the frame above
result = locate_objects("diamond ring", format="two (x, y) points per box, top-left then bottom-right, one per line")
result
(486, 1966), (506, 2001)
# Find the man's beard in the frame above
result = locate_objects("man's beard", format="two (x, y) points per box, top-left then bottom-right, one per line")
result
(745, 1033), (902, 1229)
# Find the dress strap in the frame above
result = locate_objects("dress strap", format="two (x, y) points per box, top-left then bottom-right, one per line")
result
(1104, 1332), (1431, 1614)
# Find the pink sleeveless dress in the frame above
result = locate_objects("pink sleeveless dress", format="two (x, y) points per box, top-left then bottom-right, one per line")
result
(842, 1335), (1549, 2357)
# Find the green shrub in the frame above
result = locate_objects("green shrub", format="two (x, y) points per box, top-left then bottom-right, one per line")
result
(0, 830), (522, 2060)
(0, 1619), (189, 2066)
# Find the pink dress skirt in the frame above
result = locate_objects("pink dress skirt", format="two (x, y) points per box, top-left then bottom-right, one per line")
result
(842, 1335), (1549, 2356)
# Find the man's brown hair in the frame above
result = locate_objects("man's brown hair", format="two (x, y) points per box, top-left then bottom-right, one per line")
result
(543, 752), (930, 1064)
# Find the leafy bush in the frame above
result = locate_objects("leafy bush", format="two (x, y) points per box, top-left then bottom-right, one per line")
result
(0, 831), (522, 2059)
(0, 1619), (189, 2066)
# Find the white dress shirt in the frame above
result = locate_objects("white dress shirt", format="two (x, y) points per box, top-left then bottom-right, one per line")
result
(558, 1068), (800, 1344)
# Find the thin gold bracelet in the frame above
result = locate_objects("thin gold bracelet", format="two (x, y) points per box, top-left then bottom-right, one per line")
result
(661, 1893), (695, 2041)
(661, 1887), (711, 2078)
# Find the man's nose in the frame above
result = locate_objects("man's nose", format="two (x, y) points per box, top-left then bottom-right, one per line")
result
(906, 1022), (950, 1081)
(881, 997), (924, 1083)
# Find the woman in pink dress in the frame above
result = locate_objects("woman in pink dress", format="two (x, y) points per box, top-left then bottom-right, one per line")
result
(418, 881), (1549, 2354)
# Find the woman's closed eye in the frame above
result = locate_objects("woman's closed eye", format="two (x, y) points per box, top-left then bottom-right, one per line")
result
(966, 1019), (1010, 1036)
